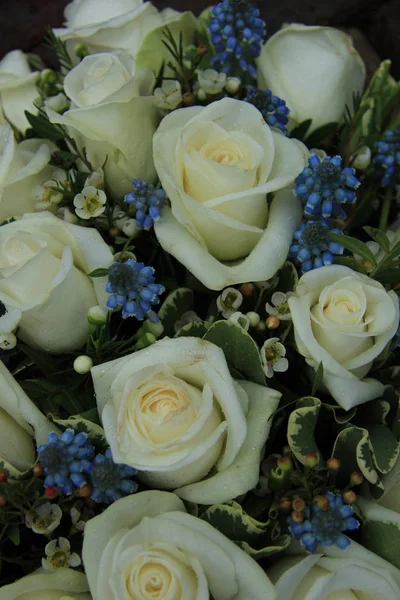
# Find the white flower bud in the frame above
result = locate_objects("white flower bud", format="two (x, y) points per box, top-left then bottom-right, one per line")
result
(245, 311), (260, 327)
(225, 77), (241, 94)
(196, 88), (207, 102)
(87, 305), (108, 325)
(229, 311), (250, 331)
(197, 69), (226, 95)
(56, 207), (78, 224)
(73, 355), (93, 374)
(44, 92), (70, 114)
(351, 145), (371, 170)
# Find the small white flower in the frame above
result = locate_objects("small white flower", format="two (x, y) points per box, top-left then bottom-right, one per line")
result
(197, 69), (227, 95)
(44, 92), (70, 114)
(216, 287), (243, 318)
(73, 185), (106, 220)
(229, 311), (250, 331)
(113, 207), (138, 238)
(265, 291), (295, 321)
(260, 337), (289, 378)
(25, 502), (62, 535)
(70, 507), (86, 532)
(56, 207), (78, 224)
(154, 80), (183, 111)
(351, 145), (371, 170)
(33, 169), (68, 211)
(85, 168), (104, 189)
(42, 537), (81, 571)
(0, 305), (21, 350)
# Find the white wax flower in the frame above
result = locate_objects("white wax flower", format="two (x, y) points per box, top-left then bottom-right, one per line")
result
(73, 186), (107, 219)
(216, 286), (243, 318)
(260, 337), (289, 378)
(43, 538), (81, 571)
(154, 80), (183, 110)
(25, 503), (63, 535)
(0, 50), (39, 132)
(265, 291), (296, 321)
(197, 69), (227, 94)
(34, 169), (69, 211)
(228, 311), (250, 331)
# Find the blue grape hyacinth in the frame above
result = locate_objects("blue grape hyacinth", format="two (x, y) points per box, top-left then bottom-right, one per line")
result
(208, 0), (266, 79)
(38, 430), (94, 495)
(289, 219), (344, 272)
(295, 154), (361, 219)
(373, 129), (400, 190)
(90, 448), (138, 504)
(124, 179), (166, 231)
(106, 259), (164, 321)
(245, 86), (289, 133)
(288, 493), (360, 553)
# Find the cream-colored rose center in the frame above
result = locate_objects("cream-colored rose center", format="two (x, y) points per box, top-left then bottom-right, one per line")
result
(200, 139), (245, 165)
(80, 56), (131, 106)
(0, 232), (45, 270)
(325, 590), (377, 599)
(322, 289), (366, 327)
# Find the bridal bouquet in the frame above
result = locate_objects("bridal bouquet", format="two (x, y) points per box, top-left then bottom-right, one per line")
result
(0, 0), (399, 598)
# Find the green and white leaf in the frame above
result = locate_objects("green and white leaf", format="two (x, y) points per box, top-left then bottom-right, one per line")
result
(332, 426), (380, 485)
(367, 425), (400, 474)
(49, 414), (106, 448)
(287, 397), (323, 467)
(174, 321), (209, 338)
(158, 288), (194, 337)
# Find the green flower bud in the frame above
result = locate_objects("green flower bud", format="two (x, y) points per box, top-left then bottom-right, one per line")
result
(87, 305), (108, 326)
(135, 332), (157, 350)
(41, 69), (58, 84)
(246, 311), (260, 328)
(74, 43), (89, 58)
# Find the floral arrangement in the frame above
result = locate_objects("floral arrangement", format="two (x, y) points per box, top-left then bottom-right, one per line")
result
(0, 0), (399, 598)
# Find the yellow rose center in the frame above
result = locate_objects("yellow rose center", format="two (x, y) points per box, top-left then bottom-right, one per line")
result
(136, 563), (172, 598)
(200, 139), (245, 165)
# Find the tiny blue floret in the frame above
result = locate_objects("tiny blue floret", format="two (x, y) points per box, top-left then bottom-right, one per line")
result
(125, 179), (166, 231)
(90, 448), (137, 504)
(245, 86), (289, 134)
(289, 219), (344, 272)
(294, 154), (360, 219)
(373, 129), (400, 190)
(38, 430), (95, 495)
(208, 0), (266, 79)
(106, 259), (164, 321)
(288, 493), (360, 553)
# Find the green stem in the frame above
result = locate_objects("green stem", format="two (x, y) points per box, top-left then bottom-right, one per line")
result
(378, 185), (394, 231)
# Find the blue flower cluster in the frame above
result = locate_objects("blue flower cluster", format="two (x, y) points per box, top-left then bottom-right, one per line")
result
(295, 154), (360, 219)
(373, 129), (400, 190)
(209, 0), (266, 79)
(288, 493), (359, 553)
(125, 179), (166, 231)
(38, 431), (137, 504)
(245, 86), (289, 134)
(106, 259), (164, 321)
(289, 219), (344, 273)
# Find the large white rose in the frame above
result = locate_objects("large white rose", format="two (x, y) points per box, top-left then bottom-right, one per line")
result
(0, 569), (91, 600)
(288, 265), (399, 410)
(0, 361), (58, 475)
(0, 123), (57, 222)
(267, 541), (400, 599)
(0, 50), (39, 133)
(153, 98), (306, 290)
(54, 0), (179, 59)
(91, 336), (280, 504)
(0, 212), (113, 353)
(82, 490), (276, 600)
(257, 25), (366, 134)
(46, 52), (159, 197)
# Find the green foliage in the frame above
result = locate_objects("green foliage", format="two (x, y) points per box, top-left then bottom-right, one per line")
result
(289, 119), (312, 141)
(24, 109), (65, 141)
(158, 287), (194, 336)
(361, 520), (400, 570)
(287, 397), (324, 468)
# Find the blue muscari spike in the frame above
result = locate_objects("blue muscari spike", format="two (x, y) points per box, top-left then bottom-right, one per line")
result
(124, 179), (166, 231)
(208, 0), (266, 78)
(289, 219), (344, 273)
(38, 430), (95, 495)
(288, 493), (360, 553)
(90, 448), (138, 504)
(295, 154), (361, 218)
(106, 259), (164, 321)
(373, 129), (400, 190)
(244, 86), (289, 134)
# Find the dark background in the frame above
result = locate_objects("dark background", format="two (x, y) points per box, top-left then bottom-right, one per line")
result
(0, 0), (399, 77)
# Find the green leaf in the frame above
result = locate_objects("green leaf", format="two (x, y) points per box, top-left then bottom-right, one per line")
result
(311, 362), (324, 396)
(332, 426), (380, 487)
(304, 121), (338, 147)
(203, 320), (265, 385)
(329, 232), (377, 267)
(158, 288), (194, 337)
(51, 150), (78, 169)
(238, 536), (291, 559)
(333, 256), (368, 274)
(7, 525), (20, 546)
(373, 267), (400, 285)
(18, 345), (58, 377)
(202, 501), (268, 541)
(49, 414), (106, 449)
(362, 520), (400, 570)
(278, 261), (298, 293)
(287, 397), (323, 467)
(174, 321), (208, 338)
(290, 119), (312, 141)
(367, 425), (400, 474)
(24, 110), (65, 141)
(88, 268), (109, 278)
(363, 226), (390, 253)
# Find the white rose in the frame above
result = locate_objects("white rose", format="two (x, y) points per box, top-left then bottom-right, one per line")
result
(91, 336), (280, 504)
(258, 25), (366, 134)
(0, 123), (57, 222)
(0, 211), (113, 353)
(54, 0), (179, 59)
(0, 361), (57, 474)
(82, 490), (276, 600)
(267, 541), (400, 599)
(46, 52), (159, 197)
(0, 50), (39, 133)
(0, 569), (91, 600)
(288, 265), (399, 410)
(153, 98), (306, 290)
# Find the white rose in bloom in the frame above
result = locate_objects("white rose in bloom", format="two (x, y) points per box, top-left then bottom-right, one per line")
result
(0, 212), (113, 353)
(0, 50), (39, 133)
(91, 336), (280, 504)
(46, 52), (159, 197)
(267, 541), (400, 600)
(0, 361), (57, 474)
(82, 490), (276, 600)
(54, 0), (180, 59)
(0, 123), (57, 222)
(0, 569), (91, 600)
(153, 98), (306, 290)
(288, 265), (399, 410)
(258, 25), (366, 134)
